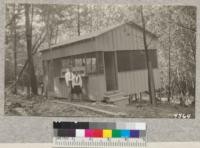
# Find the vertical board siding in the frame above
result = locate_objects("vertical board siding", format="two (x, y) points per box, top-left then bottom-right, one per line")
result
(119, 26), (125, 50)
(115, 27), (120, 50)
(52, 75), (106, 100)
(130, 27), (135, 50)
(95, 32), (114, 51)
(108, 32), (114, 50)
(146, 33), (158, 49)
(107, 24), (157, 51)
(42, 39), (95, 60)
(41, 24), (158, 61)
(154, 69), (161, 89)
(135, 27), (140, 49)
(118, 69), (160, 94)
(87, 74), (105, 101)
(47, 61), (54, 91)
(53, 60), (62, 77)
(125, 72), (131, 93)
(41, 23), (160, 99)
(53, 78), (68, 98)
(47, 59), (62, 92)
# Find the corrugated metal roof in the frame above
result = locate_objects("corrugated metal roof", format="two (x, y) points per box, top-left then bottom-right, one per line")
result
(40, 21), (157, 52)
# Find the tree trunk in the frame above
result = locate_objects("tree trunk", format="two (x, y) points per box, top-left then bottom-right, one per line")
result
(77, 5), (80, 36)
(140, 6), (156, 105)
(168, 26), (171, 103)
(24, 4), (38, 95)
(12, 5), (17, 94)
(44, 8), (55, 99)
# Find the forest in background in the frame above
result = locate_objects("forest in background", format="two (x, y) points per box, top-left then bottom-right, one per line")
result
(5, 4), (196, 105)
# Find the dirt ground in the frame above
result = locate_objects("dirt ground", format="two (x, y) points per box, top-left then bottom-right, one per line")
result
(4, 94), (195, 118)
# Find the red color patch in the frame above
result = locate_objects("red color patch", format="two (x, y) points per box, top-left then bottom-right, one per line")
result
(93, 129), (103, 138)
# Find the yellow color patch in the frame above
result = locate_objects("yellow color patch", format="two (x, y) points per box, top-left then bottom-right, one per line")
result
(103, 129), (112, 138)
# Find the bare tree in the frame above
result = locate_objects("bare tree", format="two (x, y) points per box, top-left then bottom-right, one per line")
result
(12, 4), (17, 94)
(77, 5), (80, 36)
(168, 26), (172, 102)
(24, 4), (38, 95)
(140, 6), (156, 105)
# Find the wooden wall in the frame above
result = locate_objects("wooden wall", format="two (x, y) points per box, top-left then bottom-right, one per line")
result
(41, 23), (158, 61)
(85, 68), (161, 100)
(118, 68), (161, 94)
(53, 78), (68, 98)
(87, 74), (106, 101)
(42, 38), (96, 61)
(95, 24), (157, 51)
(47, 74), (105, 101)
(47, 59), (62, 91)
(41, 23), (160, 100)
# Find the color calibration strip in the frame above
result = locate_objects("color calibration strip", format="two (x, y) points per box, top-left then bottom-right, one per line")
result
(53, 122), (146, 147)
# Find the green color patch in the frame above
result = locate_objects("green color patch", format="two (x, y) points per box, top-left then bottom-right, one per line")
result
(112, 130), (121, 138)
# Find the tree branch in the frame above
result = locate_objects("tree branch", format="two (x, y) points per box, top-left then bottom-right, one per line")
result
(5, 30), (47, 93)
(171, 21), (196, 32)
(32, 29), (46, 51)
(6, 13), (18, 28)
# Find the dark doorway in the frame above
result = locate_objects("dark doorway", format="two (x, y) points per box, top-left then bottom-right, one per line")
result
(104, 52), (118, 91)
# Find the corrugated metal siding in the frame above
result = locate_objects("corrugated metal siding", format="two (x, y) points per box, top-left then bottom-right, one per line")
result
(118, 68), (161, 94)
(87, 74), (105, 101)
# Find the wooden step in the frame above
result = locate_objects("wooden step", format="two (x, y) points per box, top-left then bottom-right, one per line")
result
(103, 91), (128, 103)
(104, 92), (125, 99)
(104, 90), (120, 96)
(109, 96), (129, 102)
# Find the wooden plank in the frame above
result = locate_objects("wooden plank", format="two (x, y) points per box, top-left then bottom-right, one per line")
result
(123, 26), (129, 50)
(117, 73), (122, 92)
(50, 100), (127, 116)
(125, 72), (130, 93)
(135, 30), (139, 49)
(130, 70), (134, 93)
(42, 39), (96, 60)
(42, 23), (158, 61)
(131, 26), (136, 50)
(117, 27), (122, 50)
(102, 34), (106, 50)
(102, 51), (106, 87)
(106, 33), (111, 50)
(113, 29), (118, 51)
(134, 28), (138, 50)
(127, 25), (133, 50)
(154, 68), (161, 89)
(87, 75), (105, 101)
(118, 72), (126, 94)
(121, 25), (127, 50)
(114, 51), (119, 90)
(118, 69), (159, 94)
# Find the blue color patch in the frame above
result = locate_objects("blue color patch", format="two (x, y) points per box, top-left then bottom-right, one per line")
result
(120, 130), (130, 138)
(130, 130), (140, 138)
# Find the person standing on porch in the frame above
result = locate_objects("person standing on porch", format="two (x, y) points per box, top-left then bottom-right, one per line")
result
(71, 72), (82, 100)
(64, 68), (74, 100)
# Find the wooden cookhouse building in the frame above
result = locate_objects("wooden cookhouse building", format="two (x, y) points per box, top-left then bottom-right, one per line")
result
(40, 21), (161, 101)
